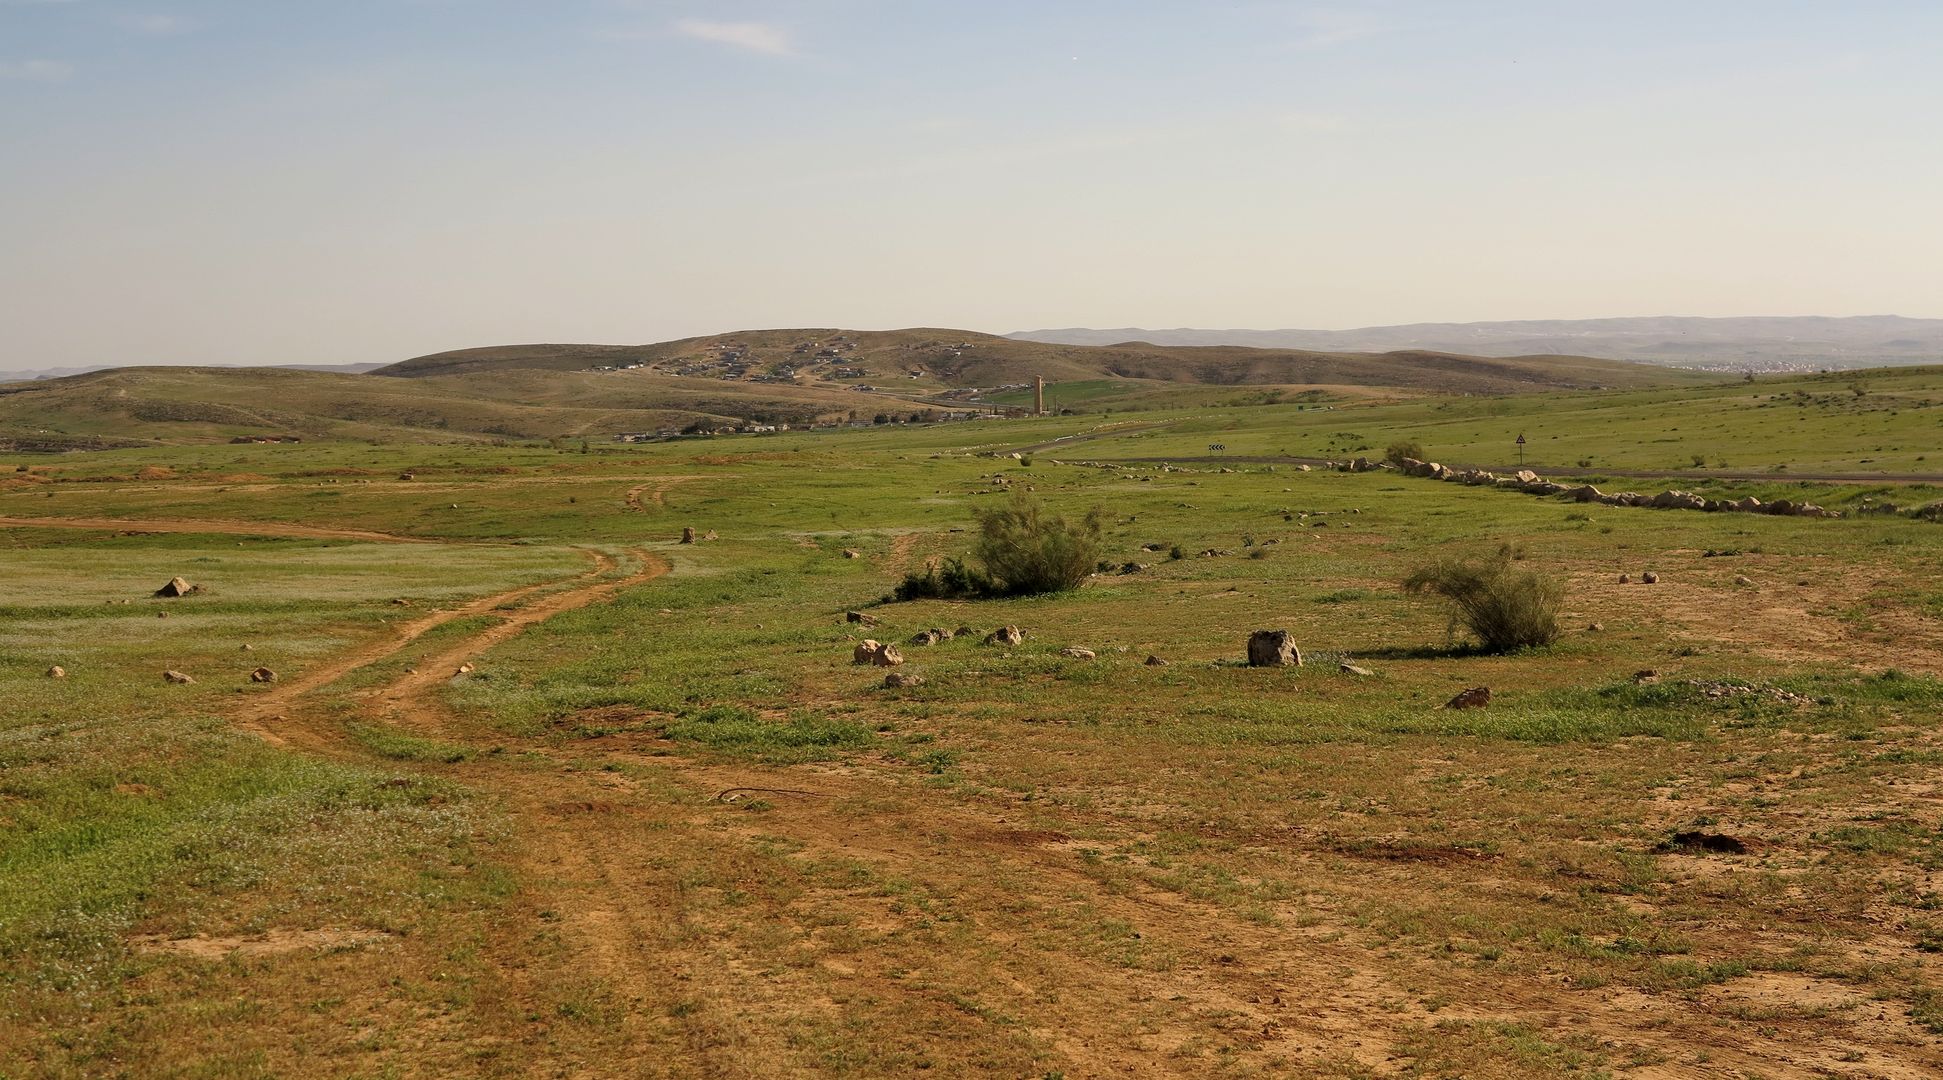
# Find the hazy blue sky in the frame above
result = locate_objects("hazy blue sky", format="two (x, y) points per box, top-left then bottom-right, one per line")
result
(3, 1), (1940, 368)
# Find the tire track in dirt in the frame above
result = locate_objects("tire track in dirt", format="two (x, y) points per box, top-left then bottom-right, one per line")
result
(594, 757), (1885, 1080)
(233, 550), (634, 750)
(624, 475), (703, 512)
(884, 531), (924, 576)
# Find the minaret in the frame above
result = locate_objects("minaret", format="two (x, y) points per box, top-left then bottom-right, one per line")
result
(1034, 376), (1045, 417)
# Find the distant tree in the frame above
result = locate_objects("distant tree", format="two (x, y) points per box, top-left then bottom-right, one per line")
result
(873, 413), (889, 425)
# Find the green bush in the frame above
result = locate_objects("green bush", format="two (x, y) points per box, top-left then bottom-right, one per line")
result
(892, 556), (995, 601)
(974, 493), (1104, 596)
(1403, 546), (1563, 653)
(889, 495), (1104, 601)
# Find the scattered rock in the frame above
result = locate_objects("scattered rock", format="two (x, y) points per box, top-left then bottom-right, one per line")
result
(852, 640), (881, 664)
(455, 663), (475, 675)
(1641, 571), (1660, 584)
(955, 626), (977, 639)
(1339, 663), (1374, 677)
(249, 667), (278, 684)
(1059, 647), (1097, 660)
(1445, 687), (1491, 709)
(1145, 655), (1169, 667)
(1247, 630), (1300, 668)
(845, 610), (877, 626)
(883, 672), (925, 689)
(985, 625), (1025, 647)
(45, 665), (65, 679)
(163, 670), (195, 685)
(240, 644), (254, 652)
(679, 527), (696, 544)
(910, 629), (946, 646)
(154, 577), (199, 598)
(390, 598), (411, 606)
(1617, 573), (1631, 584)
(1733, 575), (1753, 587)
(398, 472), (415, 481)
(842, 549), (863, 559)
(1685, 679), (1812, 705)
(1586, 622), (1604, 632)
(703, 530), (719, 541)
(1632, 669), (1660, 684)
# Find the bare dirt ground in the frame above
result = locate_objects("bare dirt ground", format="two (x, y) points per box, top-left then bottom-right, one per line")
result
(30, 511), (1931, 1075)
(178, 533), (1934, 1077)
(1573, 560), (1943, 675)
(0, 514), (432, 543)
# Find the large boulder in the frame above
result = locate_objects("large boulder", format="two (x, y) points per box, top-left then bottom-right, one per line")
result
(984, 625), (1025, 647)
(852, 640), (884, 664)
(163, 670), (195, 685)
(249, 667), (278, 684)
(1563, 484), (1604, 503)
(1650, 490), (1706, 510)
(1247, 630), (1300, 668)
(883, 672), (925, 689)
(679, 527), (697, 544)
(154, 577), (199, 598)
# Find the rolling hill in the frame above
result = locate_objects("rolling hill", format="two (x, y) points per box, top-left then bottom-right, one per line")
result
(377, 327), (1707, 393)
(1, 328), (1716, 449)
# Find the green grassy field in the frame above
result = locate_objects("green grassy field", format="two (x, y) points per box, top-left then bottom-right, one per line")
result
(3, 373), (1942, 1077)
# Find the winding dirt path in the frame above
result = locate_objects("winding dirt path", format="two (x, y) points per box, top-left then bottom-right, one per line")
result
(623, 475), (703, 512)
(233, 549), (644, 749)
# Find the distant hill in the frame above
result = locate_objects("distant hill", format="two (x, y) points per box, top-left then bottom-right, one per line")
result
(1, 328), (1712, 449)
(1009, 316), (1943, 371)
(377, 327), (1700, 394)
(0, 361), (385, 381)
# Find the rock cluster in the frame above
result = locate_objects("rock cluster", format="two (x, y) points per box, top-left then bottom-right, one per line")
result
(852, 640), (904, 667)
(1393, 459), (1846, 519)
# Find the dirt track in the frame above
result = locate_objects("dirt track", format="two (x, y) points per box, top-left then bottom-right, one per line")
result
(0, 514), (432, 542)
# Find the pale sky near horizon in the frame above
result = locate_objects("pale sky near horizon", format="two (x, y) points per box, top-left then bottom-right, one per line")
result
(3, 1), (1940, 370)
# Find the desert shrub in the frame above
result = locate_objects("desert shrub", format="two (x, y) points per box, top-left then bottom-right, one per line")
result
(889, 495), (1103, 600)
(1403, 546), (1563, 653)
(1385, 439), (1426, 466)
(974, 493), (1104, 596)
(892, 556), (994, 601)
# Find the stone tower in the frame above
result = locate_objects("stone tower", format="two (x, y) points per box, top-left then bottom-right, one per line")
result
(1034, 375), (1045, 417)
